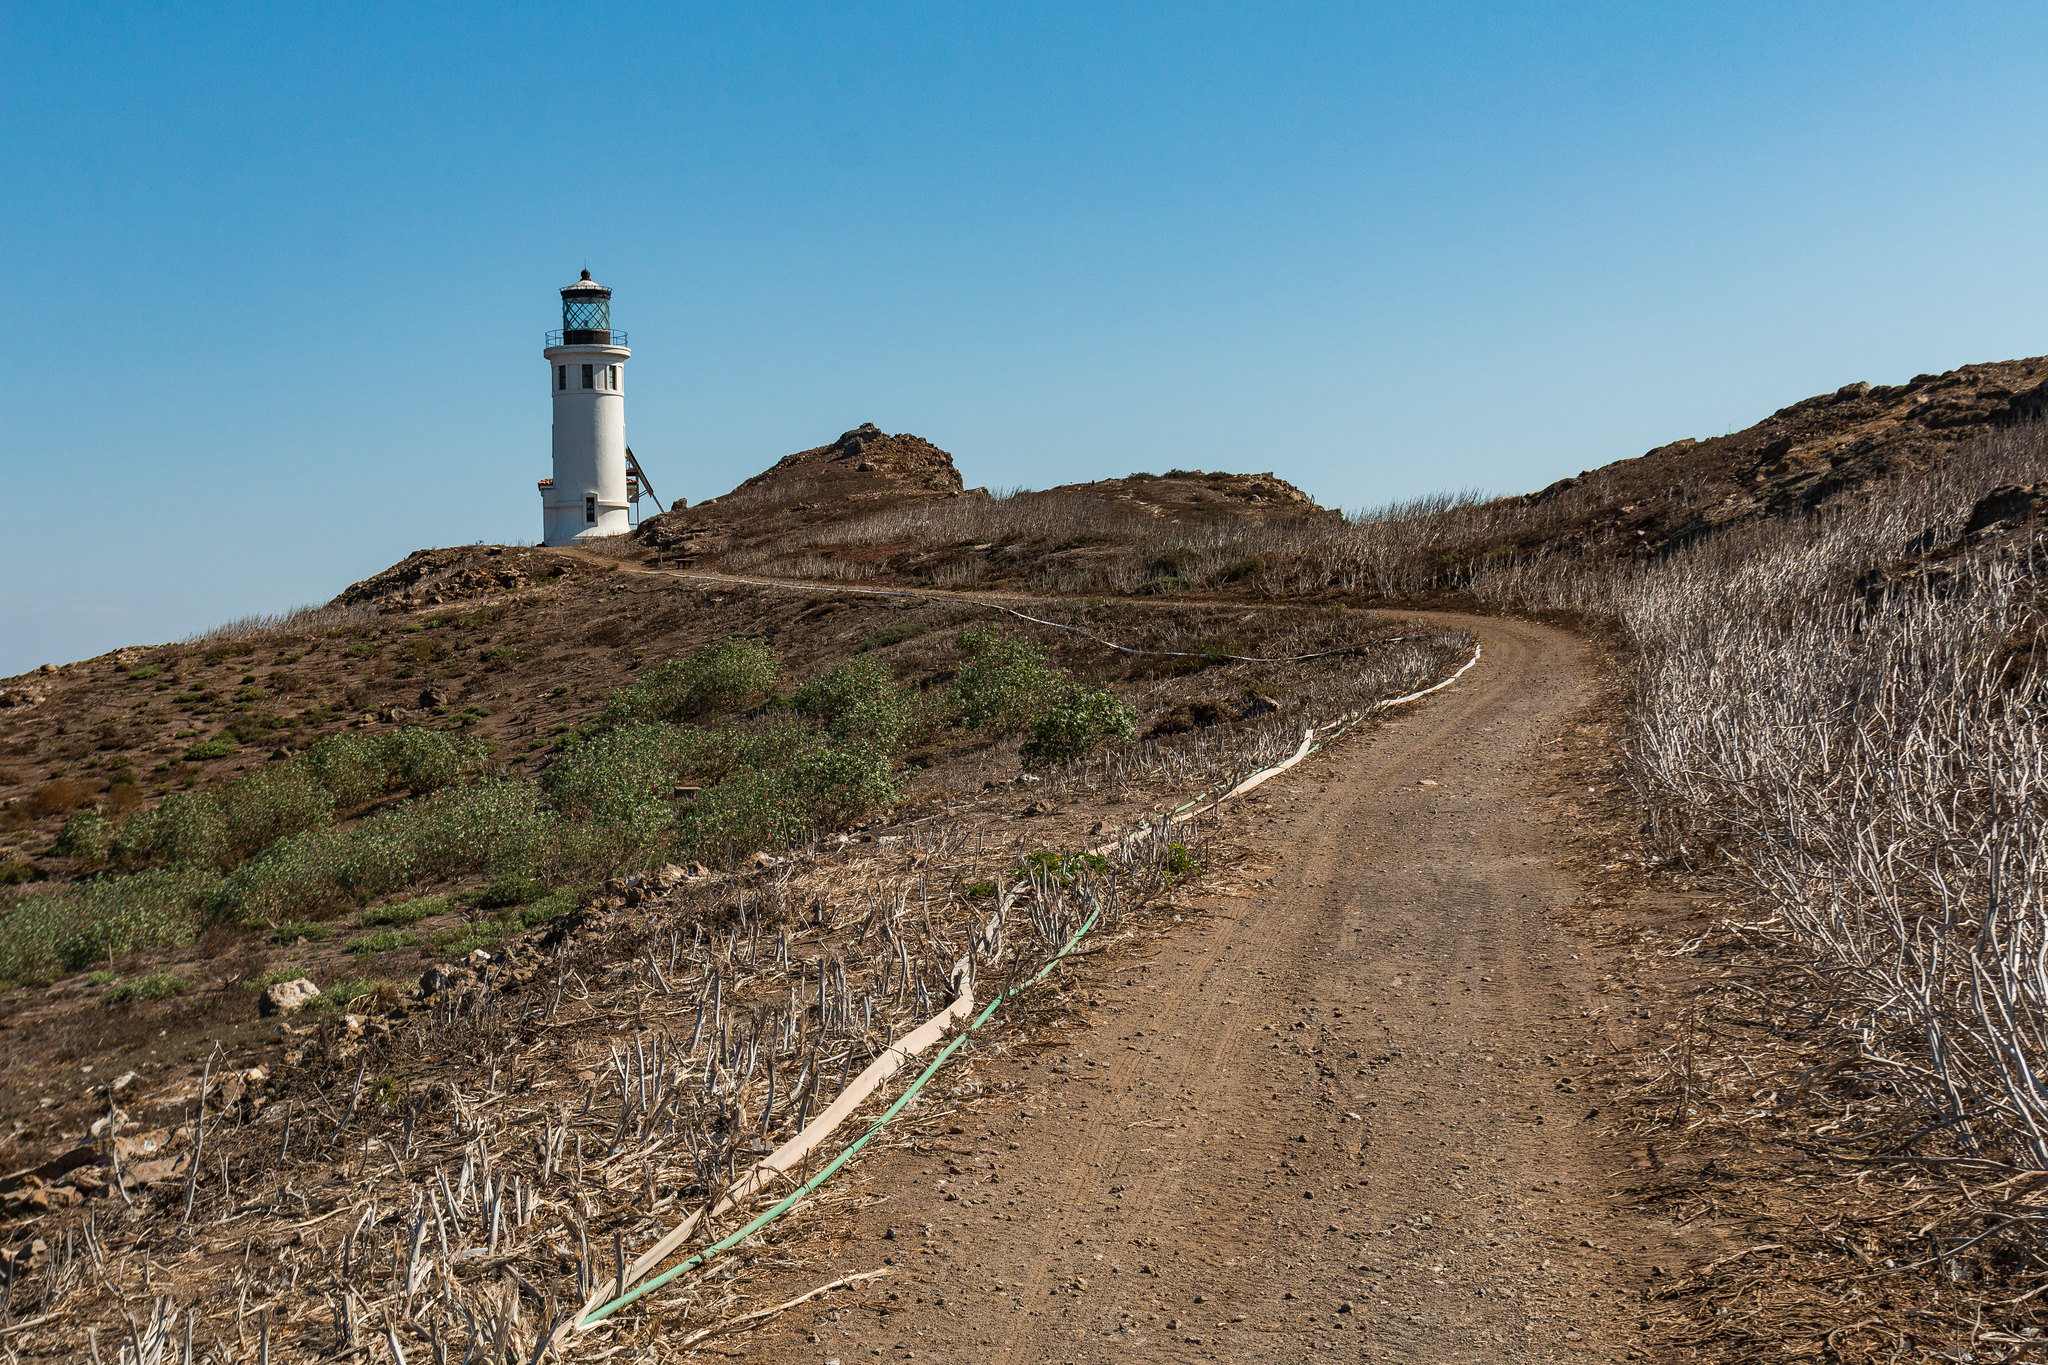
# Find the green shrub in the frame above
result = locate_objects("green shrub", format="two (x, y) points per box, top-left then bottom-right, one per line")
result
(86, 969), (118, 987)
(472, 875), (543, 910)
(676, 769), (813, 860)
(219, 765), (335, 861)
(356, 896), (447, 926)
(269, 921), (339, 943)
(794, 656), (928, 755)
(346, 928), (418, 957)
(952, 629), (1069, 733)
(595, 637), (780, 729)
(786, 743), (902, 825)
(105, 972), (186, 1003)
(1018, 849), (1111, 886)
(1162, 842), (1200, 877)
(53, 811), (114, 862)
(298, 727), (491, 810)
(0, 860), (37, 886)
(185, 737), (235, 760)
(310, 978), (375, 1012)
(674, 738), (901, 860)
(0, 868), (221, 985)
(1021, 687), (1137, 768)
(127, 663), (161, 681)
(514, 887), (578, 929)
(112, 791), (229, 871)
(385, 727), (490, 790)
(434, 920), (510, 956)
(214, 780), (567, 926)
(109, 728), (492, 882)
(298, 731), (390, 810)
(546, 723), (725, 825)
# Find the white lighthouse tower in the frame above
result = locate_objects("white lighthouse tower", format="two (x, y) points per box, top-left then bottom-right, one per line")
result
(539, 271), (632, 544)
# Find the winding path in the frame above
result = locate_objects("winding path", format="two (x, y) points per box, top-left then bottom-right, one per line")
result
(708, 611), (1698, 1362)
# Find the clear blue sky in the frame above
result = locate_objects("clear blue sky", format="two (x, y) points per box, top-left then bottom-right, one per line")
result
(4, 3), (2045, 673)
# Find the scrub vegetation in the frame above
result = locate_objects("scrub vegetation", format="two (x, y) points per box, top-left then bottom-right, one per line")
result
(0, 628), (1156, 986)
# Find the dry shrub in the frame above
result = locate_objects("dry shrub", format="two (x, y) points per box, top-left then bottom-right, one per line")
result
(29, 778), (92, 817)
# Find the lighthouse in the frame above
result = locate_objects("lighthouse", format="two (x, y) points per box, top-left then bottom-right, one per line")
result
(539, 271), (631, 544)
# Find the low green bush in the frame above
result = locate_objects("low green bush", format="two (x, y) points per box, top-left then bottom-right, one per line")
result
(674, 738), (902, 861)
(270, 921), (339, 943)
(301, 727), (491, 809)
(213, 779), (563, 925)
(471, 875), (543, 909)
(219, 765), (336, 862)
(952, 629), (1069, 733)
(0, 868), (221, 985)
(185, 737), (235, 760)
(794, 656), (929, 756)
(53, 811), (114, 862)
(513, 887), (578, 928)
(111, 727), (493, 880)
(310, 978), (375, 1012)
(786, 742), (903, 826)
(346, 928), (418, 957)
(1021, 687), (1137, 767)
(675, 768), (814, 861)
(546, 723), (742, 825)
(105, 972), (186, 1002)
(595, 637), (780, 730)
(111, 790), (229, 871)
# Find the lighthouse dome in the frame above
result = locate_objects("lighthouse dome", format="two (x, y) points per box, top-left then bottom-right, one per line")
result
(558, 271), (614, 344)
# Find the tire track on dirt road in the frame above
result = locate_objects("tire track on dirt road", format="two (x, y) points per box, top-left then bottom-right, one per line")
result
(718, 612), (1705, 1363)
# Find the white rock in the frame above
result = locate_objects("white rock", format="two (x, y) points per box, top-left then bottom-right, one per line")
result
(257, 978), (322, 1016)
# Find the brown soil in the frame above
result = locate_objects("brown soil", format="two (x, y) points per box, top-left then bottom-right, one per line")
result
(714, 614), (1715, 1362)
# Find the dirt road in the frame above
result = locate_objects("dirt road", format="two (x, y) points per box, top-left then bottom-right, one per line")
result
(729, 614), (1698, 1362)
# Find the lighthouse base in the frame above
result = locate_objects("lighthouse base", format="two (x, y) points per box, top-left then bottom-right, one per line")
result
(538, 485), (631, 546)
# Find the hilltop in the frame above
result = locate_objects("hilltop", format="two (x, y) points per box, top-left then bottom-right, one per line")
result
(1507, 354), (2048, 562)
(630, 422), (1331, 584)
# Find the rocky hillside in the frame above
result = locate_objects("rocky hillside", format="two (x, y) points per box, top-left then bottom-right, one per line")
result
(1517, 356), (2048, 561)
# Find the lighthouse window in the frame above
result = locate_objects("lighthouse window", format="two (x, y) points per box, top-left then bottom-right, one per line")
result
(556, 365), (566, 391)
(581, 364), (594, 389)
(609, 365), (620, 389)
(585, 495), (597, 524)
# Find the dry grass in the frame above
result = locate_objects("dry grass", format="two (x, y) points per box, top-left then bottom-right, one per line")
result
(1530, 422), (2048, 1358)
